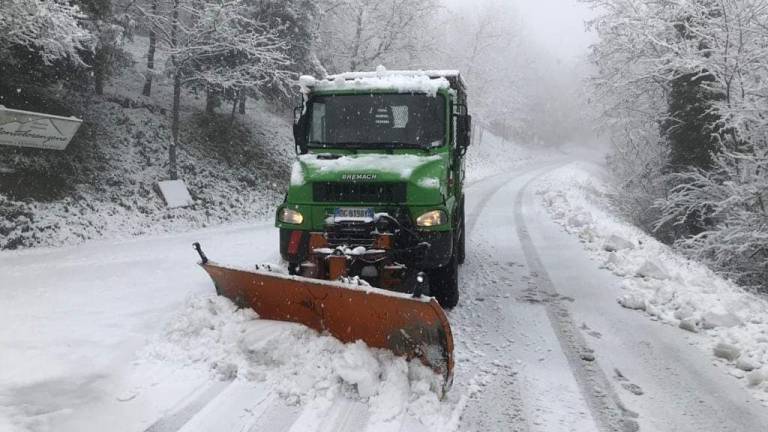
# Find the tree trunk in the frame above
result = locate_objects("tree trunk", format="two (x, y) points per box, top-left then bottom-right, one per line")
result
(170, 73), (180, 180)
(238, 92), (246, 114)
(230, 96), (238, 125)
(94, 47), (108, 95)
(142, 2), (157, 97)
(349, 8), (365, 71)
(169, 0), (180, 180)
(92, 0), (113, 96)
(205, 89), (217, 114)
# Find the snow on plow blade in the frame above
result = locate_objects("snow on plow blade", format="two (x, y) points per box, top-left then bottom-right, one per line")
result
(197, 259), (454, 391)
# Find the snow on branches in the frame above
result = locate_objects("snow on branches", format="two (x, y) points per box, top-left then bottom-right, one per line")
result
(138, 0), (293, 179)
(316, 0), (438, 73)
(0, 0), (94, 65)
(586, 0), (768, 291)
(139, 0), (293, 94)
(655, 150), (768, 289)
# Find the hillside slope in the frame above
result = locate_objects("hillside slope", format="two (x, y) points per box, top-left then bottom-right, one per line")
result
(1, 36), (538, 250)
(0, 38), (295, 250)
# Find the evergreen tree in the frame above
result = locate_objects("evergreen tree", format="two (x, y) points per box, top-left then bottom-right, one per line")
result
(662, 71), (722, 172)
(0, 0), (94, 93)
(74, 0), (133, 95)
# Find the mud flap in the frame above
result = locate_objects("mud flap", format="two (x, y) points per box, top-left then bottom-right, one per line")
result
(198, 261), (454, 393)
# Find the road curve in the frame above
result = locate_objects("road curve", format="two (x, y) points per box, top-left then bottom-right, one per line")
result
(5, 158), (768, 432)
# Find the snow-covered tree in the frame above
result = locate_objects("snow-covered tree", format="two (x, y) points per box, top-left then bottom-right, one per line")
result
(655, 150), (768, 289)
(139, 0), (292, 179)
(204, 0), (322, 113)
(249, 0), (322, 107)
(316, 0), (439, 73)
(0, 0), (94, 65)
(140, 0), (160, 96)
(585, 0), (768, 291)
(75, 0), (136, 95)
(425, 1), (526, 137)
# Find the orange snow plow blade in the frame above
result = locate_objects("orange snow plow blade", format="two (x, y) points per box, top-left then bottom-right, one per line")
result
(197, 260), (454, 390)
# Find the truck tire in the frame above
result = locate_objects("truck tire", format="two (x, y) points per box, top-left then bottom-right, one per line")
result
(429, 252), (459, 309)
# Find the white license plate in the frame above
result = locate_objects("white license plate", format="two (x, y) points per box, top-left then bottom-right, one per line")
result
(334, 207), (374, 221)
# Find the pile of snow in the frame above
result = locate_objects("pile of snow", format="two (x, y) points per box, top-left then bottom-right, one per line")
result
(300, 67), (450, 97)
(537, 163), (768, 401)
(143, 295), (445, 422)
(328, 68), (461, 81)
(297, 153), (443, 180)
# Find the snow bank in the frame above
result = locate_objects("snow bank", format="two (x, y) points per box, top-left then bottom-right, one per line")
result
(142, 295), (444, 422)
(537, 163), (768, 403)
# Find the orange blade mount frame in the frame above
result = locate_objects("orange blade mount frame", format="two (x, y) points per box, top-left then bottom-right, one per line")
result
(200, 262), (454, 388)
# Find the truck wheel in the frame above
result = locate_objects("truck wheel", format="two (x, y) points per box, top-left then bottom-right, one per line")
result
(429, 253), (459, 309)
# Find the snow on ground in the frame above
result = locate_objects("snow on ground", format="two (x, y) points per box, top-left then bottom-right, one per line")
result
(536, 161), (768, 404)
(0, 223), (451, 432)
(465, 128), (546, 182)
(143, 295), (444, 423)
(0, 133), (543, 432)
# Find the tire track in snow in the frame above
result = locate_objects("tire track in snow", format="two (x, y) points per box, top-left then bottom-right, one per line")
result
(465, 160), (566, 237)
(513, 173), (639, 432)
(143, 379), (234, 432)
(457, 163), (567, 432)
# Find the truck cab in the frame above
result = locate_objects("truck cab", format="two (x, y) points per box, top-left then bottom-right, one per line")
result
(276, 69), (471, 308)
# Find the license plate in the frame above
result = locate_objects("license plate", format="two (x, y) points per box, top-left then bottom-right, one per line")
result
(334, 207), (374, 222)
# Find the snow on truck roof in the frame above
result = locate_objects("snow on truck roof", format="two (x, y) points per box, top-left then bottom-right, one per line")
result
(299, 67), (465, 97)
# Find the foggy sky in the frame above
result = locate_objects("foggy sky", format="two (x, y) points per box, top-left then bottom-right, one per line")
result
(444, 0), (596, 62)
(512, 0), (595, 61)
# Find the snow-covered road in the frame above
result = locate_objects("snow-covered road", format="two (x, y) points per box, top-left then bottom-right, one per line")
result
(3, 157), (768, 432)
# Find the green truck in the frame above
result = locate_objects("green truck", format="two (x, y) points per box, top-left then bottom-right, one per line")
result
(275, 70), (471, 308)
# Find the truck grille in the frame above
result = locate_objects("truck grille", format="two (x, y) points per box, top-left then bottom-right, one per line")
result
(313, 182), (407, 204)
(326, 221), (376, 248)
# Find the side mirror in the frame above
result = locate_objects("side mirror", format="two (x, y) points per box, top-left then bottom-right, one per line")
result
(457, 114), (472, 153)
(293, 106), (309, 154)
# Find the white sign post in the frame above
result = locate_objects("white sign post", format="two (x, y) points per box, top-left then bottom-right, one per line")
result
(0, 105), (83, 150)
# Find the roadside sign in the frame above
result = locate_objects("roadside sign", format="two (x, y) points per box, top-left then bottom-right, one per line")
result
(157, 180), (194, 208)
(0, 105), (83, 150)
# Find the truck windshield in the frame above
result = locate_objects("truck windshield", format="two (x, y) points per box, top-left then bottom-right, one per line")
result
(307, 94), (446, 149)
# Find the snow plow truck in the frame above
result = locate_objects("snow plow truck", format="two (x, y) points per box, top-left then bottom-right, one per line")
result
(194, 69), (471, 392)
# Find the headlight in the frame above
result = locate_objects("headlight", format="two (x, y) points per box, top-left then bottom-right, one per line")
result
(416, 210), (447, 227)
(279, 208), (304, 225)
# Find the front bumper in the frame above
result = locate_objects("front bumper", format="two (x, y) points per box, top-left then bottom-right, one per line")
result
(280, 228), (453, 269)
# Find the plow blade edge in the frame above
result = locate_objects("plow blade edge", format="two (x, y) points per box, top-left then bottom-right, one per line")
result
(199, 261), (454, 389)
